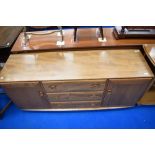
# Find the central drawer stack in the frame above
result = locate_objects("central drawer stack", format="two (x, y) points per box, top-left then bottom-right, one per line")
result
(42, 80), (107, 109)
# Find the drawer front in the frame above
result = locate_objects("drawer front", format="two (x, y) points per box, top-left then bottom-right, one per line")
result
(50, 101), (101, 109)
(42, 80), (106, 93)
(47, 91), (103, 102)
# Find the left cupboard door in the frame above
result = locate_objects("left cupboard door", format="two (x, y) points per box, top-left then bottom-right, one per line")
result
(1, 82), (51, 109)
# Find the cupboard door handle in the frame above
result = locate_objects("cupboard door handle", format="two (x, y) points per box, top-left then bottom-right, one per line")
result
(39, 91), (44, 97)
(107, 90), (112, 94)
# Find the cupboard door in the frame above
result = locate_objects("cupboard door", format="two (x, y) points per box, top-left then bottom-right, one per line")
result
(1, 82), (50, 109)
(102, 78), (152, 107)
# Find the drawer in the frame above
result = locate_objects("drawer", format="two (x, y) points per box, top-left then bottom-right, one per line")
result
(46, 91), (103, 102)
(50, 101), (101, 109)
(42, 80), (106, 93)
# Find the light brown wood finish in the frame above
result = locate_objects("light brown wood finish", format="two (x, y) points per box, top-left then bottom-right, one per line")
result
(0, 49), (153, 83)
(11, 28), (155, 53)
(143, 44), (155, 66)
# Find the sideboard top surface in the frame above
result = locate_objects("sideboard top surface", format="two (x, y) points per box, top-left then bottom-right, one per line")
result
(0, 49), (153, 82)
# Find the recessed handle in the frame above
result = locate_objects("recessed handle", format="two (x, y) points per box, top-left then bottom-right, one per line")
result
(91, 84), (100, 88)
(92, 94), (100, 98)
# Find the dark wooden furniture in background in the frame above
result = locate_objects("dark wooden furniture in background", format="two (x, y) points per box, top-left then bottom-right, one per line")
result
(0, 26), (23, 117)
(0, 26), (23, 62)
(0, 49), (153, 110)
(11, 28), (155, 54)
(113, 26), (155, 39)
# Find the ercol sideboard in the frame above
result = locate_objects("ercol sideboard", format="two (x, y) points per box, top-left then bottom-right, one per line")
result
(0, 49), (153, 111)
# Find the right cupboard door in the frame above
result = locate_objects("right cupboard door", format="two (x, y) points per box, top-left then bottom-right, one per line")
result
(102, 78), (152, 107)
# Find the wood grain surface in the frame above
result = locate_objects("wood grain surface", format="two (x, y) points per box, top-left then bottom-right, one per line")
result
(0, 49), (153, 83)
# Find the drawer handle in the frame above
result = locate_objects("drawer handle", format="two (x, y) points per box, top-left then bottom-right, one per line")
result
(91, 84), (101, 88)
(49, 85), (57, 89)
(92, 94), (99, 98)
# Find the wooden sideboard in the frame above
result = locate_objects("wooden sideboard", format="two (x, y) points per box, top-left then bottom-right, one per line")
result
(0, 49), (153, 110)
